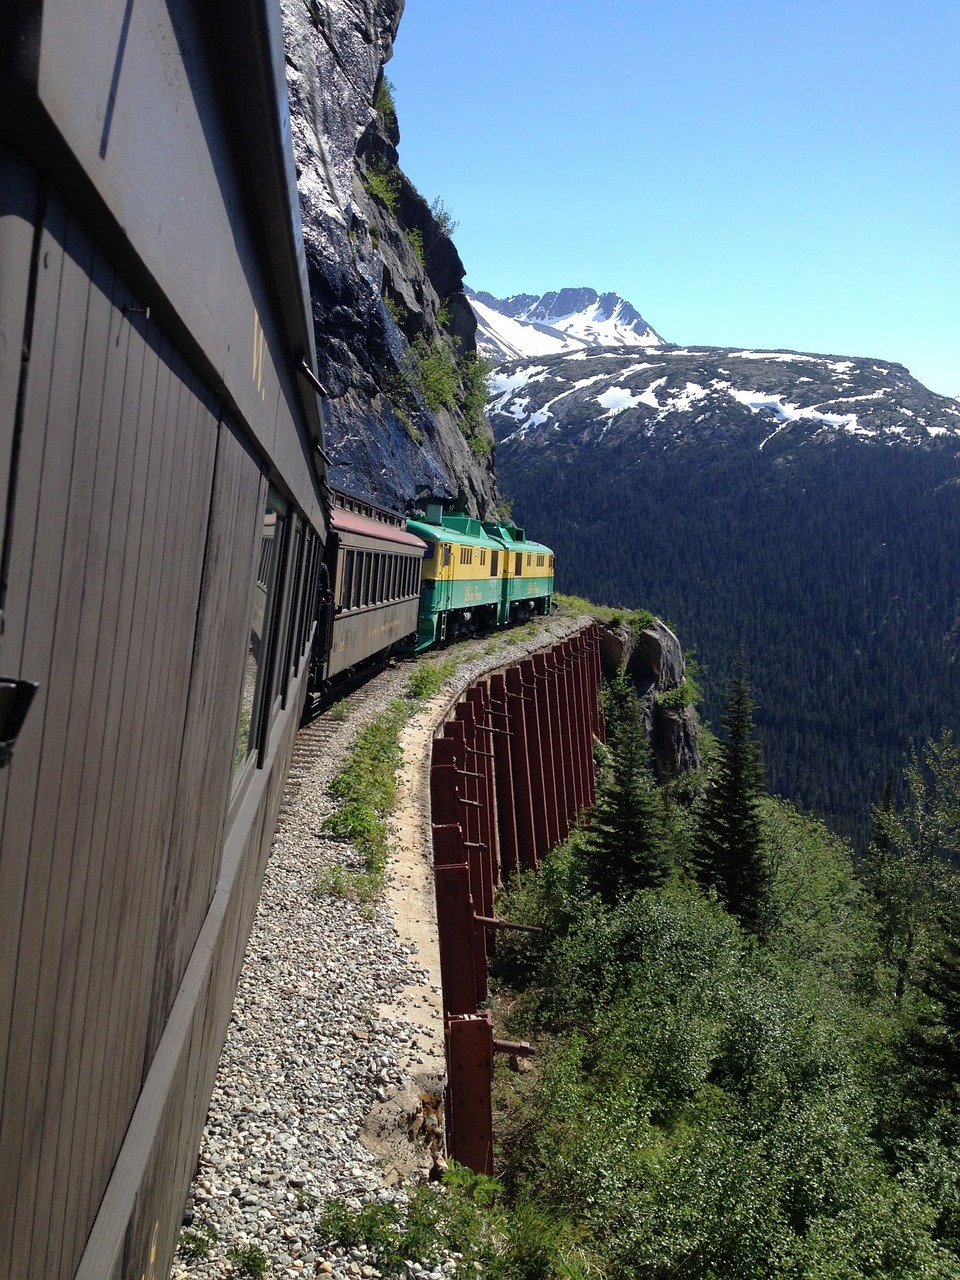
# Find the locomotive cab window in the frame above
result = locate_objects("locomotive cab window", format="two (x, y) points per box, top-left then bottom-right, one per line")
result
(443, 544), (452, 566)
(515, 552), (522, 575)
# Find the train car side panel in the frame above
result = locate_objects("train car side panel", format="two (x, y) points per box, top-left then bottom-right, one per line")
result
(319, 506), (424, 681)
(0, 1), (328, 1274)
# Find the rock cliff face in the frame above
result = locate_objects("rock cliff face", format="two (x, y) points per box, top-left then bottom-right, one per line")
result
(598, 619), (701, 779)
(280, 0), (499, 516)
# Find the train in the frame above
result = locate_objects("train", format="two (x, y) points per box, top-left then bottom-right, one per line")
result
(0, 1), (552, 1276)
(307, 492), (555, 700)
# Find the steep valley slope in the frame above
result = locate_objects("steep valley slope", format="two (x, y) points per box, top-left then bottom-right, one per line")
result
(492, 342), (960, 843)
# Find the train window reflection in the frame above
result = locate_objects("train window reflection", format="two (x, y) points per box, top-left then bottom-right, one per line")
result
(234, 496), (285, 778)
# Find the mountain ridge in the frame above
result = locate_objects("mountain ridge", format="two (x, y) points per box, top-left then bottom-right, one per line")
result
(489, 323), (960, 844)
(468, 285), (664, 362)
(487, 344), (960, 452)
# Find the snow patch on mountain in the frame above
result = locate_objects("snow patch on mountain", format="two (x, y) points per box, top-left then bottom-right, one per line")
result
(597, 386), (647, 417)
(486, 344), (960, 450)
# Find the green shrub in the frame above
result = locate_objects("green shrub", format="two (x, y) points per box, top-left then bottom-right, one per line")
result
(375, 77), (397, 132)
(462, 356), (492, 421)
(316, 1167), (592, 1280)
(319, 701), (408, 895)
(430, 197), (459, 237)
(178, 1224), (218, 1260)
(552, 594), (655, 630)
(406, 338), (458, 412)
(225, 1242), (269, 1277)
(406, 657), (457, 700)
(382, 294), (404, 327)
(655, 674), (701, 711)
(406, 227), (425, 267)
(364, 162), (399, 215)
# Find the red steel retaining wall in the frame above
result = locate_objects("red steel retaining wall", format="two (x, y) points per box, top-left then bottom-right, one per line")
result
(429, 625), (604, 1172)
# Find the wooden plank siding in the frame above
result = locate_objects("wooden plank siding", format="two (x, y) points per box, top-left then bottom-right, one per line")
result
(145, 424), (266, 1064)
(0, 165), (319, 1280)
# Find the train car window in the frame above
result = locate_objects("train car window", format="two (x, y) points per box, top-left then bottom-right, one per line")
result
(300, 534), (320, 656)
(515, 552), (522, 575)
(350, 551), (361, 609)
(277, 522), (305, 698)
(390, 555), (399, 601)
(234, 494), (286, 780)
(341, 548), (355, 609)
(361, 551), (371, 606)
(490, 550), (499, 577)
(443, 544), (451, 566)
(295, 533), (311, 659)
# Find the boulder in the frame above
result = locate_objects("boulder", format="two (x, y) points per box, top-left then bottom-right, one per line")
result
(652, 702), (701, 780)
(628, 619), (685, 693)
(597, 617), (700, 778)
(597, 621), (635, 678)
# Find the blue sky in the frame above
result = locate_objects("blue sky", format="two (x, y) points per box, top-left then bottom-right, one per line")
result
(388, 0), (959, 397)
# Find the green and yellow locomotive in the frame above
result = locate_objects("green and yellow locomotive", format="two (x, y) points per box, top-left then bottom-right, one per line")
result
(406, 506), (555, 650)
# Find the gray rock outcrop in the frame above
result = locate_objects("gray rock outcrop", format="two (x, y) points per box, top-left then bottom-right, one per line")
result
(597, 617), (700, 778)
(280, 0), (499, 516)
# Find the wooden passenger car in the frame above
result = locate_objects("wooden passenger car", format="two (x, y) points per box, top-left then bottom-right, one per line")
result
(314, 490), (426, 687)
(0, 2), (328, 1278)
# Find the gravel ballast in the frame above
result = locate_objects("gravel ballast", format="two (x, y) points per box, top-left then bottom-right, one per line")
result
(171, 615), (590, 1279)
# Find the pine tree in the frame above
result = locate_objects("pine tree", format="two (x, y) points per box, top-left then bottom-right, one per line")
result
(903, 894), (960, 1106)
(864, 731), (960, 1001)
(585, 680), (673, 902)
(697, 652), (768, 934)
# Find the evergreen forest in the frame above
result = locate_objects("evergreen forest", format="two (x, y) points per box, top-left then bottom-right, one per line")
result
(483, 674), (960, 1278)
(497, 434), (960, 848)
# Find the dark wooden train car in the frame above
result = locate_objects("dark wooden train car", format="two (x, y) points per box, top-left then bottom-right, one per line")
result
(0, 2), (328, 1278)
(313, 490), (426, 690)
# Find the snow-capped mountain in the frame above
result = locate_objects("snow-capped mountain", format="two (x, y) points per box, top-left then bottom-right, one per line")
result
(492, 341), (960, 849)
(488, 345), (960, 451)
(468, 287), (664, 362)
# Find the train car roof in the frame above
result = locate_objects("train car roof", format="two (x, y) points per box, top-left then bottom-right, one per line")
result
(331, 508), (427, 551)
(482, 522), (555, 558)
(406, 517), (504, 552)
